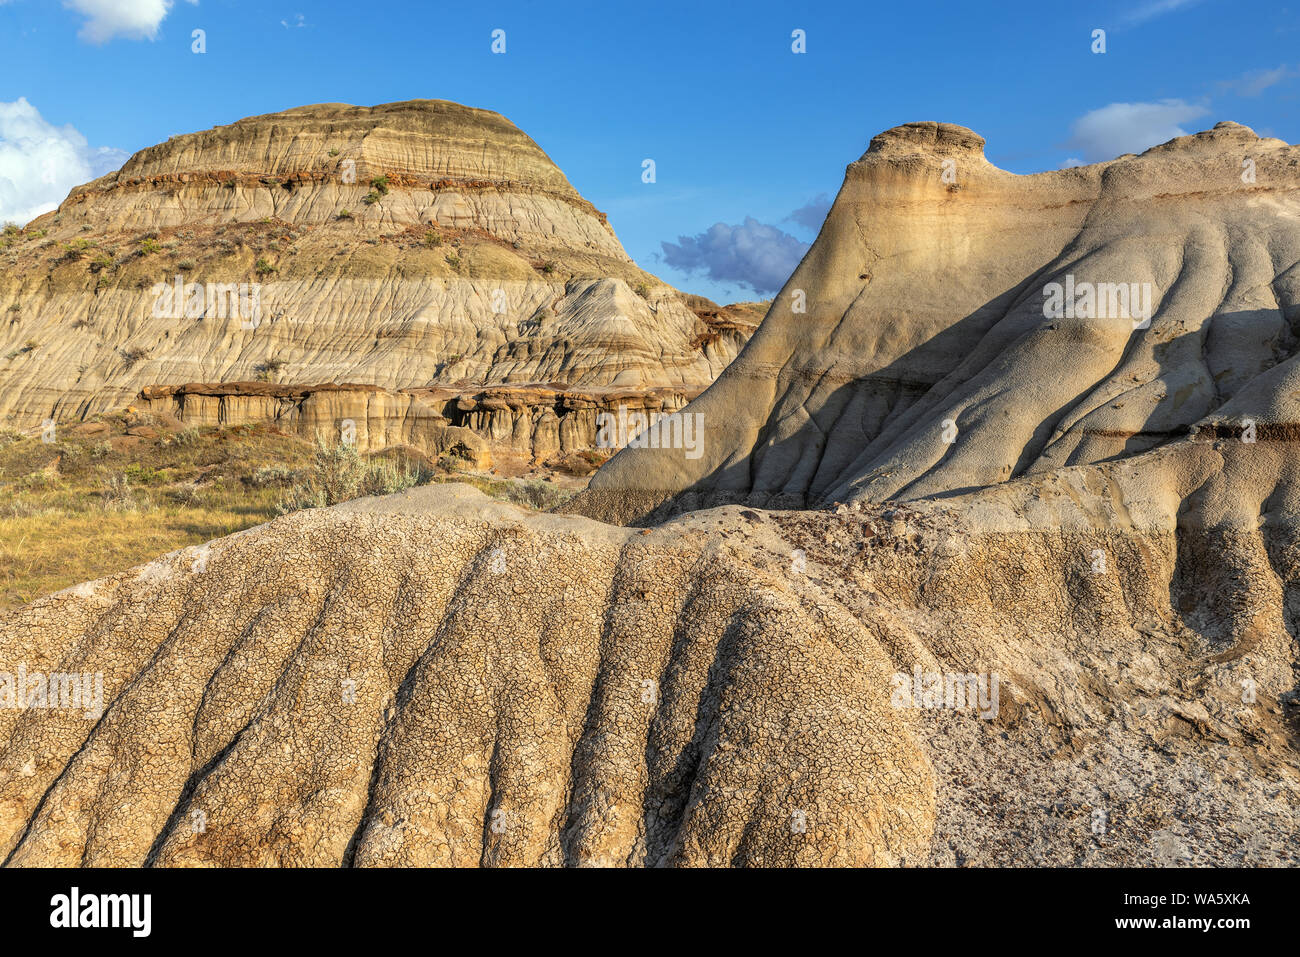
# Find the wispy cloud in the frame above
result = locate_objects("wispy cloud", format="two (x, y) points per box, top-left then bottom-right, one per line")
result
(1121, 0), (1206, 27)
(1218, 64), (1298, 97)
(1063, 99), (1210, 163)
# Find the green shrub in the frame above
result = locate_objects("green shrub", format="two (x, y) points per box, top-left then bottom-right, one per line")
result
(124, 463), (161, 485)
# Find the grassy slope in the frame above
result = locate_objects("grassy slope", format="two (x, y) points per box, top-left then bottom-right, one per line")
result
(0, 411), (579, 610)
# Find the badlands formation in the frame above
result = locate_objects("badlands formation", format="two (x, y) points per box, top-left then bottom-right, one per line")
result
(2, 121), (1298, 867)
(0, 100), (758, 467)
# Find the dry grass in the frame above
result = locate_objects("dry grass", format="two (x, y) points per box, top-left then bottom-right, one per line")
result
(0, 411), (579, 610)
(0, 504), (274, 609)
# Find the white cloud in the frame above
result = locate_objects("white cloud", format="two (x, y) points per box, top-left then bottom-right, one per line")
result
(0, 98), (128, 226)
(1063, 100), (1210, 163)
(63, 0), (195, 44)
(1059, 157), (1085, 169)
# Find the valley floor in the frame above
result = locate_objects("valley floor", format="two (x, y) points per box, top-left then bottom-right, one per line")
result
(0, 412), (583, 609)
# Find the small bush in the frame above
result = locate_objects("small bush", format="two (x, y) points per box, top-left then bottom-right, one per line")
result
(362, 190), (381, 205)
(336, 208), (353, 220)
(246, 465), (295, 488)
(139, 238), (161, 255)
(255, 257), (277, 276)
(254, 357), (288, 380)
(423, 231), (442, 247)
(58, 240), (92, 262)
(370, 175), (390, 196)
(124, 463), (161, 485)
(119, 346), (149, 368)
(100, 474), (138, 512)
(502, 478), (573, 510)
(445, 253), (461, 269)
(278, 440), (432, 513)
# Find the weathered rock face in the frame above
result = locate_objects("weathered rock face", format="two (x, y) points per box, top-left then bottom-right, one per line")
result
(0, 486), (935, 867)
(2, 476), (1296, 867)
(577, 121), (1300, 524)
(0, 101), (755, 459)
(135, 380), (700, 467)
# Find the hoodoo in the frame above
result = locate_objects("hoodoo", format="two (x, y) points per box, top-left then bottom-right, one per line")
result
(576, 121), (1300, 525)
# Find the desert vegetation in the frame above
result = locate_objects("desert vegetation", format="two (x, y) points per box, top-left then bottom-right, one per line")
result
(0, 412), (576, 609)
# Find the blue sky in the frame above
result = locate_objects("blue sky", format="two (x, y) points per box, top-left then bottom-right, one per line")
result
(1, 0), (1297, 301)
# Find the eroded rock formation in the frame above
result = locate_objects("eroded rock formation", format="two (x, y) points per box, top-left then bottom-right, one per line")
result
(2, 122), (1297, 867)
(0, 101), (756, 462)
(577, 121), (1300, 523)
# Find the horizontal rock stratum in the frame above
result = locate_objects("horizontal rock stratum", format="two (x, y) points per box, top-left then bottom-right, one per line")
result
(1, 122), (1297, 867)
(0, 100), (755, 462)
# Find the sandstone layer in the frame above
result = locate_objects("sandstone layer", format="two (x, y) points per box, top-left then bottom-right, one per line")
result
(134, 380), (701, 467)
(0, 101), (755, 462)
